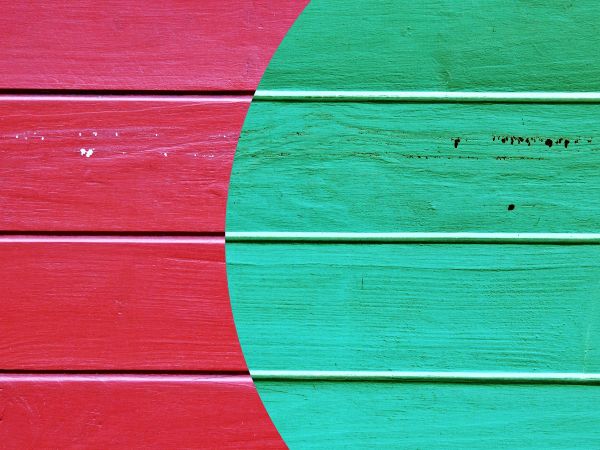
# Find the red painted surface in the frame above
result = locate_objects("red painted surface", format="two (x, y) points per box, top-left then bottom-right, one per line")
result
(1, 1), (310, 446)
(0, 96), (250, 232)
(0, 374), (286, 449)
(0, 236), (246, 371)
(0, 1), (308, 91)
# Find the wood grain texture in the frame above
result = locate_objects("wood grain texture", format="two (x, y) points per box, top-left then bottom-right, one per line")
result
(0, 96), (250, 232)
(257, 381), (600, 449)
(229, 101), (600, 232)
(225, 0), (600, 445)
(0, 237), (246, 370)
(0, 374), (285, 449)
(260, 0), (600, 91)
(0, 0), (309, 91)
(228, 243), (600, 372)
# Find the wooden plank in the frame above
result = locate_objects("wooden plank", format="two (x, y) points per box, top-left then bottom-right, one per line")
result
(227, 243), (600, 372)
(0, 0), (309, 91)
(229, 101), (600, 232)
(260, 0), (600, 91)
(0, 96), (249, 232)
(0, 374), (284, 449)
(0, 237), (246, 370)
(256, 381), (600, 449)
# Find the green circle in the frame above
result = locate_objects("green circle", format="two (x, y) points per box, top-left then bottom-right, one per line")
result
(228, 1), (600, 447)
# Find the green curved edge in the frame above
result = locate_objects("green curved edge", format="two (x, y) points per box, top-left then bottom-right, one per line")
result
(227, 1), (600, 447)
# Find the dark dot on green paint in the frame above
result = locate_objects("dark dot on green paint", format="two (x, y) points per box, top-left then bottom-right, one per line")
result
(507, 204), (515, 211)
(453, 138), (460, 148)
(564, 139), (570, 149)
(544, 139), (553, 148)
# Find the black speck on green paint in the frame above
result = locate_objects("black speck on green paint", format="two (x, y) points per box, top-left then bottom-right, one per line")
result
(544, 139), (553, 148)
(507, 204), (515, 211)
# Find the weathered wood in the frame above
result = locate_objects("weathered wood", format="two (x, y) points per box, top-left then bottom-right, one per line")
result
(0, 96), (249, 232)
(225, 0), (600, 445)
(0, 374), (284, 449)
(257, 381), (600, 449)
(260, 0), (600, 91)
(0, 237), (246, 370)
(227, 243), (600, 372)
(229, 101), (600, 232)
(0, 0), (309, 91)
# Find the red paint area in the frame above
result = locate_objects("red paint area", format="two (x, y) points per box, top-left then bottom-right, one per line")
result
(0, 0), (306, 91)
(0, 237), (245, 371)
(0, 97), (250, 232)
(0, 375), (285, 449)
(0, 1), (309, 447)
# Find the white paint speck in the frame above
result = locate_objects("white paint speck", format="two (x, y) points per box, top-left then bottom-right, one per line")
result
(155, 133), (158, 137)
(78, 132), (82, 137)
(80, 148), (87, 156)
(41, 137), (45, 141)
(115, 132), (119, 137)
(163, 152), (168, 157)
(92, 131), (98, 137)
(80, 148), (94, 157)
(15, 135), (18, 139)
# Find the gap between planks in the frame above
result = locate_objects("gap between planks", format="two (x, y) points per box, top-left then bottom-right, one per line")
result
(251, 370), (600, 385)
(254, 90), (600, 103)
(226, 232), (600, 245)
(0, 93), (252, 102)
(0, 235), (224, 244)
(0, 373), (251, 383)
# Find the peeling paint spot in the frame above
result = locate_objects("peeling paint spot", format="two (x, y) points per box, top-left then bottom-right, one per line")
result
(80, 148), (94, 157)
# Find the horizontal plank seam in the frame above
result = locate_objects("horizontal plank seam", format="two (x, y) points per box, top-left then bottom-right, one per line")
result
(0, 89), (254, 100)
(0, 235), (225, 244)
(0, 94), (251, 102)
(226, 232), (600, 244)
(251, 370), (600, 385)
(0, 374), (252, 383)
(254, 90), (600, 103)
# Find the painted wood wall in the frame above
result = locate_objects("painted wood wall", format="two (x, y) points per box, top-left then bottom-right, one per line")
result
(0, 1), (308, 447)
(227, 1), (600, 447)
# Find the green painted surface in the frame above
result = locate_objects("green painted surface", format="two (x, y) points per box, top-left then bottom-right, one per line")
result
(257, 381), (600, 448)
(229, 102), (600, 233)
(261, 0), (600, 91)
(226, 0), (600, 446)
(228, 243), (600, 372)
